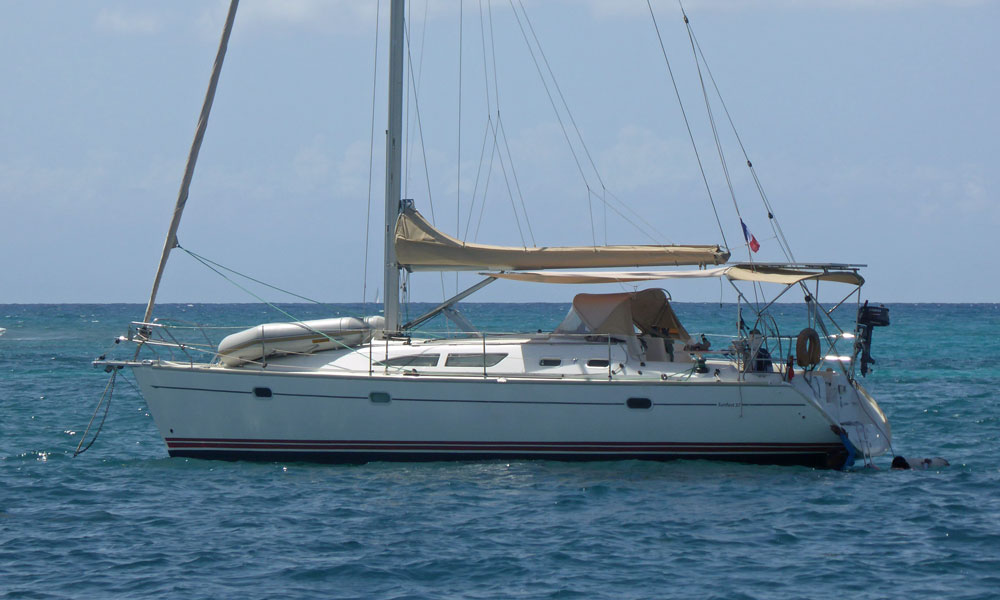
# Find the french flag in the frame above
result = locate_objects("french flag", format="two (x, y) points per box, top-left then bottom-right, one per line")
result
(741, 219), (760, 253)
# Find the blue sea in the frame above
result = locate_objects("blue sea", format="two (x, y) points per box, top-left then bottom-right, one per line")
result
(2, 303), (999, 599)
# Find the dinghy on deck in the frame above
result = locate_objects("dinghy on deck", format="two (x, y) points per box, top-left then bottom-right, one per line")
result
(217, 316), (384, 367)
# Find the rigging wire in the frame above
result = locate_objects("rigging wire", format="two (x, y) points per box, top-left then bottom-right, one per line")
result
(679, 7), (743, 250)
(473, 139), (498, 242)
(467, 119), (497, 241)
(178, 246), (379, 359)
(362, 0), (382, 312)
(496, 116), (534, 246)
(464, 2), (500, 244)
(462, 0), (494, 241)
(645, 0), (729, 251)
(403, 20), (448, 302)
(403, 25), (437, 227)
(464, 119), (493, 239)
(464, 0), (529, 248)
(678, 2), (762, 307)
(507, 0), (596, 245)
(470, 1), (668, 247)
(515, 1), (608, 194)
(457, 0), (463, 293)
(403, 0), (431, 199)
(516, 0), (667, 245)
(179, 246), (324, 305)
(490, 117), (529, 247)
(515, 0), (611, 243)
(688, 25), (796, 261)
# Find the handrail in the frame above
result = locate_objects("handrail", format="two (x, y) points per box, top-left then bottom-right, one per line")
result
(118, 317), (863, 382)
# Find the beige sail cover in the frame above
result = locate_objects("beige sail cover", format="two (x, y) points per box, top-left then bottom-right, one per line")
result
(394, 207), (730, 271)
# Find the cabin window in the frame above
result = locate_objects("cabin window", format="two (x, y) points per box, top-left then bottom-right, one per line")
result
(383, 354), (440, 367)
(539, 358), (561, 366)
(445, 353), (508, 367)
(586, 359), (610, 368)
(626, 397), (652, 409)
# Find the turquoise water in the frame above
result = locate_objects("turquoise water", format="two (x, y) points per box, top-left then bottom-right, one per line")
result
(2, 303), (999, 599)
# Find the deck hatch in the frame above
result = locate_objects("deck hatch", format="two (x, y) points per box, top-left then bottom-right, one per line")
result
(383, 354), (440, 367)
(445, 353), (507, 367)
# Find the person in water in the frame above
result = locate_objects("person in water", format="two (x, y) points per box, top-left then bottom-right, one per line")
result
(891, 456), (950, 469)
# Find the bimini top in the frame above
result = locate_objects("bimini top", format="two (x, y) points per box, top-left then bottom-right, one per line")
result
(485, 264), (865, 286)
(394, 206), (730, 271)
(554, 289), (690, 341)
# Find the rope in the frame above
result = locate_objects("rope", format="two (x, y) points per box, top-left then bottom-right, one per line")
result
(74, 368), (117, 457)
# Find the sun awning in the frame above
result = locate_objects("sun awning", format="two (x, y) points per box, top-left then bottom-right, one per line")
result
(725, 265), (864, 285)
(394, 207), (730, 271)
(484, 265), (864, 286)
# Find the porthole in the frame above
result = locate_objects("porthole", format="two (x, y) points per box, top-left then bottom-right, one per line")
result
(626, 397), (652, 409)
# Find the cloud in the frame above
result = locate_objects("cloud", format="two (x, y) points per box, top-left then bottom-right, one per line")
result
(195, 0), (473, 39)
(912, 165), (997, 225)
(581, 0), (989, 18)
(599, 125), (695, 193)
(95, 8), (162, 35)
(238, 0), (377, 30)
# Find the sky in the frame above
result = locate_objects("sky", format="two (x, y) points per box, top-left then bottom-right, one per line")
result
(1, 0), (997, 306)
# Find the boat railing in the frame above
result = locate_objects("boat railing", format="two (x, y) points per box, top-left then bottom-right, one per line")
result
(125, 320), (231, 366)
(117, 319), (854, 383)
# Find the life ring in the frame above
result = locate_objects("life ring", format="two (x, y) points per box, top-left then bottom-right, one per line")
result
(796, 328), (821, 368)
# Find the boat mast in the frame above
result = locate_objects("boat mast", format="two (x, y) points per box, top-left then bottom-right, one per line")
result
(383, 0), (405, 333)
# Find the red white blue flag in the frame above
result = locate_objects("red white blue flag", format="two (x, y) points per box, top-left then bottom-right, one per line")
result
(741, 219), (760, 253)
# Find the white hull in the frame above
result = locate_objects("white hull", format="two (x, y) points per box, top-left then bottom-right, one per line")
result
(129, 349), (887, 468)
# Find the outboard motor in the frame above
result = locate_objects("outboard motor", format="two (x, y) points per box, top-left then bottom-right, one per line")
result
(855, 301), (890, 377)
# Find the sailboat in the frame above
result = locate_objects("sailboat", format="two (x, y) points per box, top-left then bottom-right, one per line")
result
(95, 0), (892, 469)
